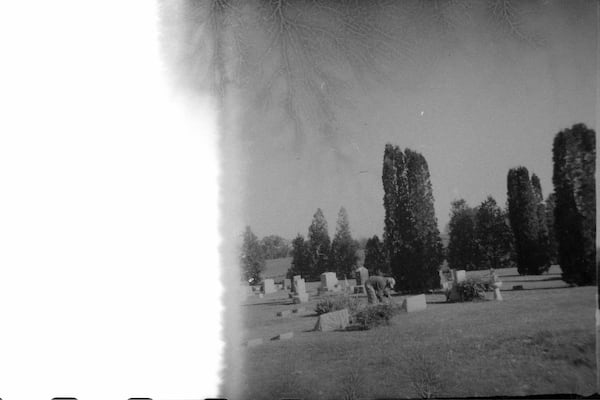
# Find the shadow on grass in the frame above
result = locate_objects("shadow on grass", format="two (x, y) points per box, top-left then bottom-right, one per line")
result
(242, 300), (295, 307)
(505, 285), (572, 292)
(506, 276), (564, 283)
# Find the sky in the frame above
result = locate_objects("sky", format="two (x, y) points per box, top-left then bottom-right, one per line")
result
(241, 1), (598, 241)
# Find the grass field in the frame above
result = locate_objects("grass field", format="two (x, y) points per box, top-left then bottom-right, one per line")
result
(237, 266), (597, 399)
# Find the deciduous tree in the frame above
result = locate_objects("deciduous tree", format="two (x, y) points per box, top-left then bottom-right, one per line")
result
(474, 196), (515, 270)
(240, 226), (265, 284)
(364, 235), (388, 275)
(446, 199), (478, 270)
(288, 234), (311, 279)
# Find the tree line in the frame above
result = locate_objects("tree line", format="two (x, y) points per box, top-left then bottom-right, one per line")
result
(287, 207), (359, 281)
(242, 123), (595, 289)
(239, 229), (291, 283)
(444, 123), (595, 286)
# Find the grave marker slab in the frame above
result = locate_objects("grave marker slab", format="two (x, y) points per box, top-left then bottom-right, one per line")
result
(263, 279), (276, 294)
(453, 270), (466, 283)
(314, 309), (349, 332)
(294, 279), (306, 294)
(402, 294), (427, 312)
(320, 272), (339, 291)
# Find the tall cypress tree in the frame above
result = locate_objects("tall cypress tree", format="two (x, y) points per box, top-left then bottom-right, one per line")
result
(552, 123), (596, 285)
(330, 207), (359, 278)
(383, 145), (443, 293)
(545, 193), (558, 264)
(531, 174), (551, 273)
(507, 167), (544, 275)
(308, 208), (331, 280)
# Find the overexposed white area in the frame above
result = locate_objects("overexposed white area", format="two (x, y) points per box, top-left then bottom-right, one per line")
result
(0, 1), (222, 399)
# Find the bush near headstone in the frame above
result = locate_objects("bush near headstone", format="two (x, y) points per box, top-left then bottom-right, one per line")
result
(352, 303), (399, 330)
(454, 277), (489, 301)
(314, 294), (360, 315)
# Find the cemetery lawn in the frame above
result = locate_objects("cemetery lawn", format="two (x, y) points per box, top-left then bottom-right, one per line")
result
(238, 266), (597, 399)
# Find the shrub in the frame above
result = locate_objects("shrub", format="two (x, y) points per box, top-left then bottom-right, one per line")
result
(455, 277), (489, 301)
(352, 303), (398, 330)
(314, 294), (360, 315)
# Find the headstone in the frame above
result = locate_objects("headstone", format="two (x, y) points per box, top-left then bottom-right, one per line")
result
(293, 292), (309, 303)
(320, 272), (338, 292)
(245, 338), (263, 347)
(402, 294), (427, 312)
(313, 309), (350, 332)
(355, 266), (369, 286)
(283, 278), (292, 291)
(294, 278), (306, 294)
(263, 279), (276, 294)
(277, 310), (292, 317)
(272, 332), (294, 340)
(292, 275), (301, 292)
(453, 270), (466, 283)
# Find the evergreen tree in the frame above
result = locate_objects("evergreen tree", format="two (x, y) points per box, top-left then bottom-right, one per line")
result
(552, 123), (596, 285)
(507, 167), (545, 275)
(446, 199), (478, 270)
(240, 226), (265, 284)
(364, 235), (388, 275)
(475, 196), (515, 270)
(530, 174), (551, 272)
(382, 144), (402, 261)
(308, 208), (331, 280)
(383, 145), (443, 293)
(545, 193), (558, 264)
(287, 234), (311, 279)
(330, 207), (359, 278)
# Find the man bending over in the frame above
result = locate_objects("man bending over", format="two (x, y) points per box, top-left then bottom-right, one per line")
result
(365, 276), (396, 304)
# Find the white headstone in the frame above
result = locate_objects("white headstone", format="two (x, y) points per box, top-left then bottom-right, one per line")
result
(320, 272), (338, 291)
(453, 270), (466, 283)
(294, 278), (306, 294)
(402, 294), (427, 312)
(263, 279), (276, 294)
